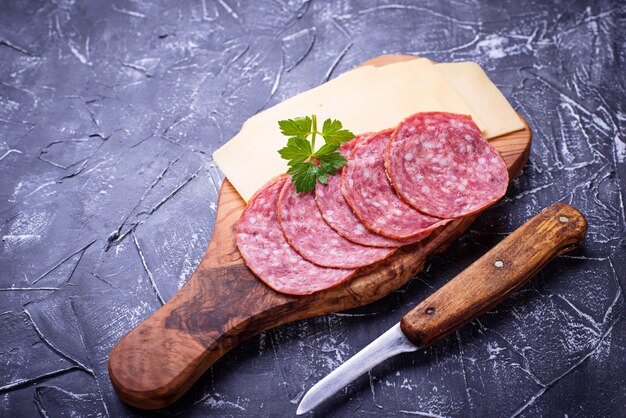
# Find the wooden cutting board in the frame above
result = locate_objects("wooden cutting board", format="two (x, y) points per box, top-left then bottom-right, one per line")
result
(108, 54), (532, 409)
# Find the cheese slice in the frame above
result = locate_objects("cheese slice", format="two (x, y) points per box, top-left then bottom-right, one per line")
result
(215, 64), (446, 201)
(436, 62), (525, 139)
(240, 64), (446, 137)
(214, 59), (524, 202)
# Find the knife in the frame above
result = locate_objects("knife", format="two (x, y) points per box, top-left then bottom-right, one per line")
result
(297, 202), (587, 415)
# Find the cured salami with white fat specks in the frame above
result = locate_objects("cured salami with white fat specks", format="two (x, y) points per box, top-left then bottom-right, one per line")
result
(316, 135), (414, 248)
(386, 112), (509, 218)
(236, 176), (354, 295)
(279, 180), (395, 268)
(342, 129), (450, 240)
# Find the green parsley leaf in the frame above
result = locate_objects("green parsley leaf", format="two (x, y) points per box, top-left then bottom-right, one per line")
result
(321, 118), (355, 144)
(277, 114), (355, 193)
(287, 161), (319, 192)
(316, 170), (328, 185)
(315, 142), (339, 157)
(278, 116), (312, 138)
(278, 137), (312, 165)
(317, 151), (347, 176)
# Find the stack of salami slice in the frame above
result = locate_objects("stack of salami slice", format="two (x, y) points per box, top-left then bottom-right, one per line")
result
(236, 112), (509, 295)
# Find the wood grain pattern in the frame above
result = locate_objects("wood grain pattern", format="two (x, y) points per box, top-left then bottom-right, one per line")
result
(400, 203), (587, 347)
(108, 55), (533, 409)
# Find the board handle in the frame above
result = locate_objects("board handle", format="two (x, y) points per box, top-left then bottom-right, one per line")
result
(107, 258), (291, 409)
(400, 203), (587, 347)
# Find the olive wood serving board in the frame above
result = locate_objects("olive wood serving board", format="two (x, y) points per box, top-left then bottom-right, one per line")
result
(108, 54), (532, 409)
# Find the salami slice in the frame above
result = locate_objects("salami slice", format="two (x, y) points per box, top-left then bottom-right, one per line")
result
(342, 129), (449, 240)
(386, 112), (509, 218)
(316, 135), (417, 247)
(278, 180), (395, 268)
(237, 176), (354, 295)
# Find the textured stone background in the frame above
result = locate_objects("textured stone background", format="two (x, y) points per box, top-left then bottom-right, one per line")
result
(1, 0), (625, 417)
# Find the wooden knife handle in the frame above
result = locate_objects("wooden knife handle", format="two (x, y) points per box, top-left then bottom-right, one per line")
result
(400, 203), (587, 348)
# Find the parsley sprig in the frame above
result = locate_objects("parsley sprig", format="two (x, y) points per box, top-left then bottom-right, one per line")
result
(278, 115), (355, 192)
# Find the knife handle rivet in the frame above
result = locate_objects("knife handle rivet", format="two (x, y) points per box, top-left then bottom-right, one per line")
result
(425, 307), (436, 315)
(494, 260), (505, 268)
(559, 216), (569, 223)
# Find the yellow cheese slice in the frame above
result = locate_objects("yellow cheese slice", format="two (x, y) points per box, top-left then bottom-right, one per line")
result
(436, 62), (525, 139)
(215, 64), (446, 201)
(214, 60), (524, 202)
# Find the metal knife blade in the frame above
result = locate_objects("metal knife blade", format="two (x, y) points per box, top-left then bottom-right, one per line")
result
(296, 323), (417, 415)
